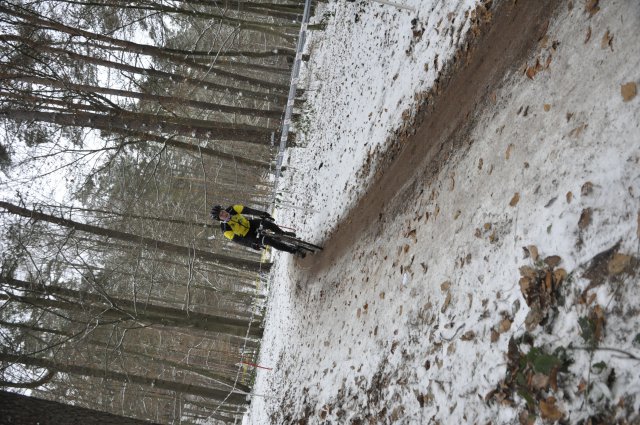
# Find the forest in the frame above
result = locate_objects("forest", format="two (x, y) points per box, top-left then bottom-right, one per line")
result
(0, 0), (312, 423)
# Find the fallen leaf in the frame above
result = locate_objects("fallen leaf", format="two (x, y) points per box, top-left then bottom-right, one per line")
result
(566, 191), (573, 203)
(543, 103), (551, 111)
(505, 143), (514, 160)
(601, 29), (613, 50)
(553, 268), (568, 284)
(621, 82), (637, 102)
(569, 123), (587, 138)
(581, 181), (594, 196)
(528, 245), (539, 261)
(519, 277), (532, 296)
(577, 379), (588, 393)
(585, 26), (592, 43)
(440, 281), (451, 292)
(544, 255), (562, 268)
(585, 0), (600, 17)
(447, 342), (456, 355)
(519, 266), (537, 279)
(499, 318), (512, 333)
(531, 373), (550, 390)
(441, 292), (452, 313)
(608, 253), (632, 275)
(490, 329), (500, 343)
(460, 330), (476, 341)
(578, 208), (592, 230)
(526, 66), (537, 79)
(539, 397), (564, 421)
(509, 192), (520, 207)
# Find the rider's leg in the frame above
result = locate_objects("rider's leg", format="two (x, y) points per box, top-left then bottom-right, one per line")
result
(262, 236), (299, 254)
(262, 220), (296, 237)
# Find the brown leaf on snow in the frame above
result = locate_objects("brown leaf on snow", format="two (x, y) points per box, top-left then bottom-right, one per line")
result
(621, 82), (637, 102)
(585, 26), (592, 43)
(601, 29), (613, 50)
(577, 379), (588, 394)
(544, 255), (562, 268)
(553, 268), (568, 284)
(519, 277), (532, 295)
(528, 245), (539, 261)
(441, 292), (452, 313)
(509, 193), (520, 207)
(566, 191), (573, 203)
(505, 143), (514, 160)
(490, 329), (500, 343)
(578, 208), (592, 230)
(460, 330), (476, 341)
(539, 397), (564, 421)
(531, 373), (550, 390)
(585, 0), (600, 17)
(543, 103), (551, 112)
(581, 181), (594, 196)
(498, 318), (512, 334)
(569, 123), (587, 138)
(440, 281), (451, 292)
(519, 265), (537, 279)
(525, 66), (537, 80)
(608, 253), (632, 275)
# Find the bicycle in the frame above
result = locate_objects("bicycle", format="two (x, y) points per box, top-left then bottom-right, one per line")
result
(256, 220), (323, 256)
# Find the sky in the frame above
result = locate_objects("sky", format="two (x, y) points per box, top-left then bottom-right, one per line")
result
(244, 0), (640, 424)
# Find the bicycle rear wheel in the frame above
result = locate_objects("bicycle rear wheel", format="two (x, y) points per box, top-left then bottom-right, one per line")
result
(276, 234), (323, 252)
(268, 233), (322, 253)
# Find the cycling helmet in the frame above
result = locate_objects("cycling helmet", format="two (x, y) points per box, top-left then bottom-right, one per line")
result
(210, 205), (223, 220)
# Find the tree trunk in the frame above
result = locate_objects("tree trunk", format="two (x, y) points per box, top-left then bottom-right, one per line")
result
(2, 277), (263, 338)
(0, 201), (268, 272)
(1, 74), (284, 119)
(0, 390), (160, 425)
(0, 108), (275, 144)
(0, 353), (249, 405)
(0, 4), (292, 91)
(0, 34), (288, 104)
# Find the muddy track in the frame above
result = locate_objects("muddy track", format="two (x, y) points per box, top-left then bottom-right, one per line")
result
(305, 0), (563, 274)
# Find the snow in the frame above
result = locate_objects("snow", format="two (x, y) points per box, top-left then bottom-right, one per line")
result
(246, 0), (640, 424)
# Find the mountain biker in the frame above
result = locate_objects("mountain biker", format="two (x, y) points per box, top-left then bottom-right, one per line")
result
(210, 204), (306, 258)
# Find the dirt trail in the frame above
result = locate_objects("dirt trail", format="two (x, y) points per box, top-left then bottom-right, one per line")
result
(306, 0), (561, 273)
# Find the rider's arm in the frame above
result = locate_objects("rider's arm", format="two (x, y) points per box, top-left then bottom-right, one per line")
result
(231, 204), (273, 219)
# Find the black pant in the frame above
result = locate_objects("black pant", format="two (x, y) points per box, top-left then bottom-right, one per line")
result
(253, 220), (297, 254)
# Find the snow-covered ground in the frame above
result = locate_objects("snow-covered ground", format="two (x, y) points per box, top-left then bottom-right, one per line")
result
(246, 0), (640, 424)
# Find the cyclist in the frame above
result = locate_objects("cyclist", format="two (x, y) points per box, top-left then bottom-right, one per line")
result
(210, 204), (305, 258)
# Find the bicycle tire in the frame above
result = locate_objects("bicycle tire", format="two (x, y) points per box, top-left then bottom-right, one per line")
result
(274, 234), (323, 252)
(261, 230), (323, 253)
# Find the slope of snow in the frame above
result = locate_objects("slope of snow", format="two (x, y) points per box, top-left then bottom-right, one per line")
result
(246, 0), (640, 424)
